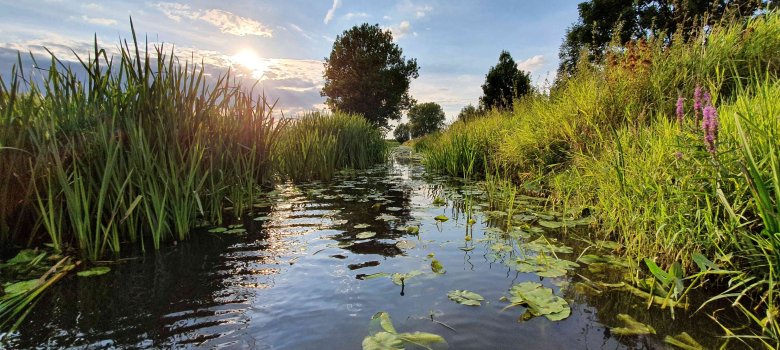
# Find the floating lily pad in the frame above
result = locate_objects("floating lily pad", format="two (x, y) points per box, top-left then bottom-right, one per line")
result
(359, 272), (390, 280)
(386, 207), (402, 212)
(432, 197), (446, 205)
(354, 224), (371, 229)
(376, 214), (398, 222)
(77, 266), (111, 277)
(391, 270), (423, 285)
(227, 224), (243, 229)
(434, 215), (449, 222)
(506, 281), (570, 321)
(356, 231), (377, 239)
(208, 227), (227, 233)
(448, 290), (484, 306)
(395, 240), (416, 250)
(404, 226), (420, 234)
(253, 216), (271, 221)
(610, 314), (656, 336)
(363, 312), (446, 350)
(224, 228), (247, 234)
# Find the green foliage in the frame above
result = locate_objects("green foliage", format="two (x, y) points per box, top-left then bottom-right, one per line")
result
(362, 312), (446, 350)
(480, 51), (531, 111)
(456, 104), (481, 123)
(408, 102), (446, 138)
(275, 112), (387, 182)
(393, 123), (411, 143)
(322, 23), (420, 129)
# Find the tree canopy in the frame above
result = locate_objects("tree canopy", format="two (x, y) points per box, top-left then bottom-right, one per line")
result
(321, 23), (420, 130)
(408, 102), (446, 138)
(456, 104), (481, 123)
(558, 0), (770, 76)
(393, 123), (411, 143)
(480, 51), (532, 111)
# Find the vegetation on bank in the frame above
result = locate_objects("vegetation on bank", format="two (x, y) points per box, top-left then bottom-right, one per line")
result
(418, 11), (780, 345)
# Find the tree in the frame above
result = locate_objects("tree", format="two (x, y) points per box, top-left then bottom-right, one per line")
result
(456, 104), (481, 123)
(321, 23), (419, 130)
(408, 102), (446, 138)
(557, 0), (768, 77)
(393, 123), (411, 143)
(480, 51), (532, 111)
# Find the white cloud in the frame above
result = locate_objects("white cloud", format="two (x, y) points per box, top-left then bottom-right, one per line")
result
(289, 23), (313, 40)
(389, 20), (412, 39)
(81, 3), (103, 11)
(343, 12), (369, 20)
(516, 55), (546, 73)
(78, 15), (117, 26)
(152, 2), (272, 37)
(323, 0), (342, 24)
(383, 15), (392, 20)
(398, 1), (433, 19)
(409, 74), (483, 122)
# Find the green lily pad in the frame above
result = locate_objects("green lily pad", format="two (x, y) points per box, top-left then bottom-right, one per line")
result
(395, 240), (416, 249)
(208, 227), (227, 233)
(391, 270), (423, 286)
(434, 215), (449, 222)
(610, 314), (656, 336)
(363, 312), (446, 350)
(77, 266), (111, 277)
(377, 214), (399, 222)
(506, 281), (570, 321)
(253, 216), (271, 221)
(404, 226), (420, 234)
(224, 228), (247, 234)
(356, 231), (377, 239)
(447, 290), (484, 306)
(386, 207), (402, 212)
(354, 224), (371, 229)
(432, 197), (446, 205)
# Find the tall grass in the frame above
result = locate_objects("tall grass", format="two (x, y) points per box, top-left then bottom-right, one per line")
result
(420, 10), (780, 344)
(275, 112), (386, 182)
(0, 22), (384, 261)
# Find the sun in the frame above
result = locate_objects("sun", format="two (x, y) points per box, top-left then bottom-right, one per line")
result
(231, 48), (269, 80)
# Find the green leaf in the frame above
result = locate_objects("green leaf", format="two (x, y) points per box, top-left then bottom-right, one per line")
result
(362, 332), (404, 350)
(208, 227), (227, 233)
(664, 332), (704, 350)
(644, 258), (671, 286)
(405, 226), (420, 234)
(224, 228), (247, 234)
(77, 266), (111, 277)
(356, 231), (377, 239)
(434, 215), (448, 222)
(398, 332), (446, 348)
(692, 253), (720, 272)
(610, 314), (656, 336)
(506, 282), (570, 321)
(369, 311), (398, 334)
(3, 279), (39, 295)
(354, 223), (372, 229)
(447, 290), (484, 306)
(391, 270), (423, 286)
(430, 259), (445, 274)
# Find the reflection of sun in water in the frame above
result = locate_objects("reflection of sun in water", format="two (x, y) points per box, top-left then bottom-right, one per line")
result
(231, 48), (269, 80)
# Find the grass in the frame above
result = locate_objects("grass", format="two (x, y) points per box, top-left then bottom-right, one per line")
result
(420, 11), (780, 345)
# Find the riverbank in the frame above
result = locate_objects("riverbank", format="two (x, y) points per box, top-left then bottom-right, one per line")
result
(417, 11), (780, 346)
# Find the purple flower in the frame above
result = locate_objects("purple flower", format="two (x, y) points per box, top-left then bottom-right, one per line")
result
(676, 96), (685, 125)
(701, 105), (719, 154)
(674, 151), (683, 160)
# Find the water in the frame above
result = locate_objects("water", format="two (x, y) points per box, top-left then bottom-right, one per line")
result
(5, 147), (738, 349)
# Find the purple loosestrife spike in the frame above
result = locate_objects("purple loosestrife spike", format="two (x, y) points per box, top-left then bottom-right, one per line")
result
(676, 96), (685, 125)
(693, 85), (702, 121)
(702, 105), (719, 154)
(703, 91), (712, 106)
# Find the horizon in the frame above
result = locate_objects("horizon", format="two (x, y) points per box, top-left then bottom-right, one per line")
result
(0, 0), (581, 123)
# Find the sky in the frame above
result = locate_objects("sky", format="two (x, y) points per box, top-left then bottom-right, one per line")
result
(0, 0), (582, 123)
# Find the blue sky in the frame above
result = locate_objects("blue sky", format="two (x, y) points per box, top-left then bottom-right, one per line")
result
(0, 0), (581, 122)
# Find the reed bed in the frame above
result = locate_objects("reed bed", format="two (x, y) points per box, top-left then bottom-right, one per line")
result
(421, 11), (780, 345)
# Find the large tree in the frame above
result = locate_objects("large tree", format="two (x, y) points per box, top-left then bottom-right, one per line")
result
(480, 51), (532, 111)
(321, 23), (419, 129)
(456, 104), (481, 123)
(408, 102), (446, 138)
(557, 0), (769, 77)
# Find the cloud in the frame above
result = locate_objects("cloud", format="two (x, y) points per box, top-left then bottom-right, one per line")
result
(398, 1), (433, 19)
(410, 73), (483, 122)
(77, 15), (117, 26)
(152, 2), (272, 37)
(343, 12), (369, 20)
(81, 3), (103, 11)
(289, 23), (313, 40)
(388, 20), (412, 39)
(323, 0), (342, 24)
(516, 55), (546, 73)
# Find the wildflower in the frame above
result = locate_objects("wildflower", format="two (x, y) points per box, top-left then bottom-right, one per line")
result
(675, 96), (685, 125)
(701, 105), (719, 154)
(674, 151), (683, 160)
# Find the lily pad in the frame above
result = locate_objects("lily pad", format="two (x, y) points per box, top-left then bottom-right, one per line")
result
(506, 281), (570, 321)
(610, 314), (656, 336)
(447, 290), (484, 306)
(404, 226), (420, 234)
(395, 240), (416, 250)
(224, 228), (247, 234)
(363, 312), (446, 350)
(77, 266), (111, 277)
(208, 227), (227, 233)
(434, 215), (449, 222)
(356, 231), (377, 239)
(253, 216), (271, 221)
(431, 258), (445, 274)
(391, 270), (423, 286)
(354, 224), (372, 229)
(376, 214), (399, 222)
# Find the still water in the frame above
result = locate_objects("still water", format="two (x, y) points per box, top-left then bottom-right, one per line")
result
(6, 147), (733, 349)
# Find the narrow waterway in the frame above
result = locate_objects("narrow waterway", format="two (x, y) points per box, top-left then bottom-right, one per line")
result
(7, 147), (734, 349)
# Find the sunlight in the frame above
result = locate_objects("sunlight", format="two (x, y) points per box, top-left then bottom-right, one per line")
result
(231, 48), (270, 80)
